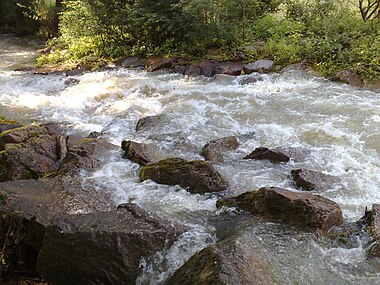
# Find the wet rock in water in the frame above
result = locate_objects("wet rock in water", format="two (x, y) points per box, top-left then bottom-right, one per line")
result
(122, 57), (145, 68)
(201, 136), (239, 162)
(0, 176), (112, 277)
(139, 158), (228, 193)
(333, 69), (363, 87)
(215, 62), (244, 76)
(166, 233), (272, 285)
(173, 64), (187, 75)
(0, 124), (66, 181)
(291, 169), (340, 191)
(0, 178), (181, 284)
(243, 146), (308, 163)
(147, 58), (177, 72)
(243, 60), (274, 74)
(185, 60), (218, 77)
(63, 77), (80, 87)
(37, 204), (181, 285)
(58, 138), (118, 176)
(136, 115), (161, 132)
(364, 204), (380, 257)
(217, 187), (343, 231)
(239, 75), (264, 85)
(87, 131), (101, 138)
(121, 140), (154, 166)
(65, 68), (86, 77)
(0, 116), (23, 133)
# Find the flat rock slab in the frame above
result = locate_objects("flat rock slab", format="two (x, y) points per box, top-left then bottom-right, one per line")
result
(244, 147), (308, 163)
(217, 187), (343, 231)
(139, 158), (228, 193)
(201, 136), (239, 162)
(37, 204), (181, 285)
(291, 169), (340, 191)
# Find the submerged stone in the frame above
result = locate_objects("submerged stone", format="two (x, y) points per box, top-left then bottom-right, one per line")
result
(291, 169), (340, 191)
(139, 158), (228, 193)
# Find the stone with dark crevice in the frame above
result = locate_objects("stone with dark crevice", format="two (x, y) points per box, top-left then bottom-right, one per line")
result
(139, 158), (228, 193)
(0, 116), (23, 134)
(217, 187), (343, 231)
(121, 140), (154, 166)
(243, 60), (274, 74)
(291, 169), (340, 191)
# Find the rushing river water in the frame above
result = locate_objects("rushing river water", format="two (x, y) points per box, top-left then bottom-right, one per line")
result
(1, 34), (380, 284)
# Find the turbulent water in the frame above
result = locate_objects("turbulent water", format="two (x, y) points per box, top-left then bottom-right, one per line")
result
(1, 34), (380, 284)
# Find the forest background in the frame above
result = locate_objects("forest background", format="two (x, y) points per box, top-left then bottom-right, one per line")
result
(0, 0), (379, 80)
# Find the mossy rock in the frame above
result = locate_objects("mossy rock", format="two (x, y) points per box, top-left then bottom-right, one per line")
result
(139, 158), (228, 193)
(166, 233), (272, 285)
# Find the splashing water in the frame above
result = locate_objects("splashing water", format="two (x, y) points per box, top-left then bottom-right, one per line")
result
(1, 35), (380, 284)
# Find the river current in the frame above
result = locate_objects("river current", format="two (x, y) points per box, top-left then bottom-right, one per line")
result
(1, 34), (380, 284)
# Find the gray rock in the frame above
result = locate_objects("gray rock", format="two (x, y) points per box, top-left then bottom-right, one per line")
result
(243, 60), (274, 74)
(291, 169), (340, 191)
(136, 115), (161, 132)
(121, 140), (154, 166)
(333, 69), (363, 87)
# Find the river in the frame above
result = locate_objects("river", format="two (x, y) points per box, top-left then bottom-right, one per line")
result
(1, 34), (380, 284)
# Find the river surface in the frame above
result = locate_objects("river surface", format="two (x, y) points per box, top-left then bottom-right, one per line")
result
(1, 34), (380, 284)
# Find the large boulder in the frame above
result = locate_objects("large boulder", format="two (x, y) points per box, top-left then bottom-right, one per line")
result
(0, 178), (182, 284)
(37, 204), (181, 285)
(0, 177), (112, 278)
(217, 187), (343, 231)
(147, 58), (177, 72)
(166, 234), (272, 285)
(201, 136), (239, 162)
(0, 117), (22, 133)
(0, 124), (65, 181)
(215, 62), (243, 76)
(121, 140), (155, 166)
(243, 60), (274, 74)
(139, 158), (228, 193)
(185, 60), (218, 77)
(243, 147), (308, 163)
(291, 169), (340, 191)
(58, 138), (118, 176)
(0, 123), (117, 181)
(333, 69), (363, 87)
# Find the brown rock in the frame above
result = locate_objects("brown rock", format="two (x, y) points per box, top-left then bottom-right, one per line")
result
(139, 158), (228, 193)
(121, 140), (154, 166)
(0, 117), (22, 134)
(185, 60), (218, 77)
(366, 204), (380, 257)
(217, 187), (343, 231)
(215, 62), (243, 76)
(37, 204), (181, 285)
(291, 169), (340, 191)
(136, 115), (161, 132)
(243, 147), (308, 163)
(201, 136), (239, 162)
(166, 233), (272, 285)
(147, 58), (177, 72)
(333, 69), (363, 87)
